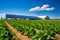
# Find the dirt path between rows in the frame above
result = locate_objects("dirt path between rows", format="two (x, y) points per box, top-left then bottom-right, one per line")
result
(4, 21), (31, 40)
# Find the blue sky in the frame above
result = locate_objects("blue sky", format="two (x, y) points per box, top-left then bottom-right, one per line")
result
(0, 0), (60, 19)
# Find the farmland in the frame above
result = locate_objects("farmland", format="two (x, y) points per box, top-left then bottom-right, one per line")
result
(0, 20), (21, 40)
(0, 20), (13, 40)
(6, 20), (60, 40)
(0, 20), (60, 40)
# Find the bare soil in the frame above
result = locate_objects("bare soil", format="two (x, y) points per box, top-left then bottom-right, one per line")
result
(4, 21), (31, 40)
(56, 34), (60, 40)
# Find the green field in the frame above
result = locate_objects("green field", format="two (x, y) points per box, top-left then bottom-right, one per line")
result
(0, 20), (13, 40)
(0, 20), (20, 40)
(0, 20), (60, 40)
(6, 20), (60, 40)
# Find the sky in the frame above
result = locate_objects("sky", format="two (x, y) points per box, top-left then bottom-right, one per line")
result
(0, 0), (60, 19)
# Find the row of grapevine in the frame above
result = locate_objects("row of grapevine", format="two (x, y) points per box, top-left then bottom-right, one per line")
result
(7, 20), (60, 40)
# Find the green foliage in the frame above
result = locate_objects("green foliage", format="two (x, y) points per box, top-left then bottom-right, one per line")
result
(7, 20), (60, 40)
(0, 20), (13, 40)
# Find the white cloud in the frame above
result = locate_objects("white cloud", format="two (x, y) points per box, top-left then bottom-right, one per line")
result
(41, 5), (49, 10)
(29, 6), (40, 11)
(29, 5), (55, 12)
(46, 7), (55, 11)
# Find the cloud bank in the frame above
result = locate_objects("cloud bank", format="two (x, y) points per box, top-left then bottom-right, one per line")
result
(29, 5), (55, 12)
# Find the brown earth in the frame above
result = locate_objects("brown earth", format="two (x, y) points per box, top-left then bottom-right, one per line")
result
(4, 21), (31, 40)
(56, 34), (60, 40)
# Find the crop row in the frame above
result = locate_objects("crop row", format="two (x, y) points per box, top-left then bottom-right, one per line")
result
(0, 20), (16, 40)
(7, 20), (60, 40)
